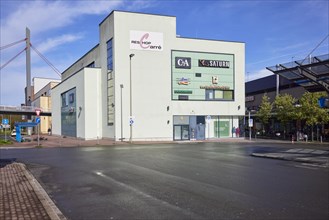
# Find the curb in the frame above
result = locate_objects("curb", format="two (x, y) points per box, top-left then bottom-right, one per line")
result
(251, 153), (329, 167)
(18, 163), (67, 220)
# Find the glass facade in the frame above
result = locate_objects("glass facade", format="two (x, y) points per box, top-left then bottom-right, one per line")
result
(107, 39), (113, 70)
(173, 115), (240, 140)
(107, 38), (114, 125)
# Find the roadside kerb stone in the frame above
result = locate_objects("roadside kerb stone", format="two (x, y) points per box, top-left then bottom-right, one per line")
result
(251, 149), (329, 167)
(0, 162), (66, 220)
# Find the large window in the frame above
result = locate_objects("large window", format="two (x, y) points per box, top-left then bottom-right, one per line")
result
(172, 51), (234, 101)
(60, 88), (77, 137)
(107, 39), (113, 70)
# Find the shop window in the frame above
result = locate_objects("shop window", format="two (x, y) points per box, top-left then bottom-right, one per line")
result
(206, 89), (233, 100)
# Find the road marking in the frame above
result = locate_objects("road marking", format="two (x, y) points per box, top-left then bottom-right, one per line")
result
(293, 164), (319, 170)
(93, 170), (202, 219)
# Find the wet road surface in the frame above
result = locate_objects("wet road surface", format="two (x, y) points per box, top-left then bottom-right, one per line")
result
(1, 142), (328, 220)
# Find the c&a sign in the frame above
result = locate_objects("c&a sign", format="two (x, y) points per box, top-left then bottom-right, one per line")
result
(175, 57), (191, 69)
(130, 30), (163, 51)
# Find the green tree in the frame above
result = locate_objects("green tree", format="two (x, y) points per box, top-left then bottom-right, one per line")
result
(299, 92), (329, 141)
(256, 93), (272, 134)
(273, 94), (296, 138)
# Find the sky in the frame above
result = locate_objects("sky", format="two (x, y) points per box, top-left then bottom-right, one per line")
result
(0, 0), (328, 106)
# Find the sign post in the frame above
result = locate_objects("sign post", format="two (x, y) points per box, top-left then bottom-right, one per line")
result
(35, 109), (41, 146)
(248, 111), (253, 141)
(2, 118), (9, 141)
(36, 117), (40, 146)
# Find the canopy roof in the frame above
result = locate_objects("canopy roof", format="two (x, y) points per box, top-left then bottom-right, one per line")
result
(266, 54), (329, 93)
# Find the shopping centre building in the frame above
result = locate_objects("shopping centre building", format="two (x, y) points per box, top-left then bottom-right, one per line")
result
(52, 11), (245, 141)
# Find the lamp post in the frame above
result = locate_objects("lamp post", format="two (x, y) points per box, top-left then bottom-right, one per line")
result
(129, 54), (135, 143)
(120, 84), (124, 142)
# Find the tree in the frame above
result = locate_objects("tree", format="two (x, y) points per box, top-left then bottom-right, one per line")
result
(256, 93), (272, 134)
(273, 94), (296, 139)
(299, 92), (329, 141)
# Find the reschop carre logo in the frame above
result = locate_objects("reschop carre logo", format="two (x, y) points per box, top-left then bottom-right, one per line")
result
(130, 31), (163, 51)
(175, 57), (191, 69)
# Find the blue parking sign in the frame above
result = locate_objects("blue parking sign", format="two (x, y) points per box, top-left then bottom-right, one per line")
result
(2, 119), (9, 125)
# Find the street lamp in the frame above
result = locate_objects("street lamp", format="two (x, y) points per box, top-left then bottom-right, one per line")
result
(120, 84), (124, 142)
(129, 54), (135, 143)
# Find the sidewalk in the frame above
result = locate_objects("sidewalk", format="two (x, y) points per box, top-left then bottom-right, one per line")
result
(1, 135), (258, 148)
(0, 160), (66, 220)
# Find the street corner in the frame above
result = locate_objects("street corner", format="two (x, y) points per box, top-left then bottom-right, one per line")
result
(0, 161), (67, 220)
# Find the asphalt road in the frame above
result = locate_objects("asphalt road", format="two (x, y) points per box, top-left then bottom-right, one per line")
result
(1, 142), (328, 220)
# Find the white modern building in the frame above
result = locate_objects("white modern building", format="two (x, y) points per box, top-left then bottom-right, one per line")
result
(52, 11), (245, 141)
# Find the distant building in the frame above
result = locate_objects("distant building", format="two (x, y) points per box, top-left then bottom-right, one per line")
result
(52, 11), (245, 141)
(31, 77), (60, 134)
(245, 75), (306, 111)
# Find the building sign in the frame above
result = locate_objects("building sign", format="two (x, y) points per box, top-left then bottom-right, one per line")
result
(212, 76), (218, 84)
(177, 77), (190, 85)
(200, 85), (230, 90)
(130, 30), (163, 51)
(174, 90), (193, 94)
(175, 57), (191, 69)
(198, 59), (230, 68)
(245, 96), (255, 102)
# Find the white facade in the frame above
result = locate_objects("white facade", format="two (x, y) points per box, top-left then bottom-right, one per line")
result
(52, 11), (245, 141)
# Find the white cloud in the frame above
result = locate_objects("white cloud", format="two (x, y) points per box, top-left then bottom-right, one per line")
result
(0, 1), (124, 45)
(35, 34), (85, 54)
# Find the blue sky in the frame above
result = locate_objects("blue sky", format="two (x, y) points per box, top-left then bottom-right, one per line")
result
(1, 0), (328, 106)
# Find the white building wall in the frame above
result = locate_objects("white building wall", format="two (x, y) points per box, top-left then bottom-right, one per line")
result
(112, 12), (177, 141)
(52, 68), (101, 139)
(83, 68), (102, 140)
(33, 78), (60, 95)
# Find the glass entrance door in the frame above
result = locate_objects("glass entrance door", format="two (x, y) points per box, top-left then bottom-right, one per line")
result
(174, 125), (190, 140)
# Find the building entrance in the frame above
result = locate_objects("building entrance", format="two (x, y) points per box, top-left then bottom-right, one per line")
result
(174, 125), (189, 140)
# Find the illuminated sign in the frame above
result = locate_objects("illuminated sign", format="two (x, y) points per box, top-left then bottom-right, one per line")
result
(130, 30), (163, 51)
(199, 59), (230, 68)
(175, 57), (191, 69)
(177, 77), (190, 85)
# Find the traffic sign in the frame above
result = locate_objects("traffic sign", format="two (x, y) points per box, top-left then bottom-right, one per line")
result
(36, 117), (41, 124)
(129, 116), (135, 125)
(248, 118), (253, 127)
(2, 118), (9, 125)
(35, 108), (41, 116)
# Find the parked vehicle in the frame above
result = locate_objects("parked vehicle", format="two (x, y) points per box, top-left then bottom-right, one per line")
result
(11, 129), (16, 137)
